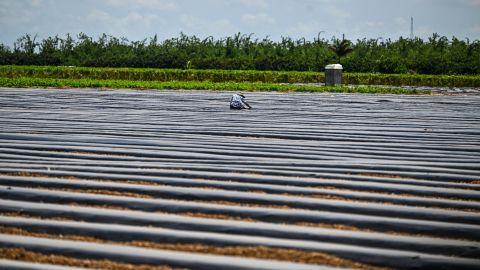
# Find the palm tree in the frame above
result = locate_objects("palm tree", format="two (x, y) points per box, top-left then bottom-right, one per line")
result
(329, 35), (353, 63)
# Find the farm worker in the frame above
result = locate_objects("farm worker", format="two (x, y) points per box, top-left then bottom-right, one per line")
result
(230, 93), (252, 110)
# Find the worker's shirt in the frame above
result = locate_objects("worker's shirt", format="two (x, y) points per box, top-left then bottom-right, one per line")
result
(230, 94), (248, 109)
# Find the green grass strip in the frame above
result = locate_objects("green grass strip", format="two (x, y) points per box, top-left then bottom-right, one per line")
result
(0, 77), (429, 94)
(1, 65), (479, 87)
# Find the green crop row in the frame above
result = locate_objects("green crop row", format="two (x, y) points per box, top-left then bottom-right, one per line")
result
(0, 77), (429, 95)
(0, 65), (322, 84)
(342, 73), (480, 88)
(1, 65), (479, 87)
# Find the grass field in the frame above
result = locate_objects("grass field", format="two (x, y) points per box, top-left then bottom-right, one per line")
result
(1, 65), (479, 93)
(0, 77), (428, 94)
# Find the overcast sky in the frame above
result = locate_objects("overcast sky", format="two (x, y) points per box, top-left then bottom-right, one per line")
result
(1, 0), (480, 46)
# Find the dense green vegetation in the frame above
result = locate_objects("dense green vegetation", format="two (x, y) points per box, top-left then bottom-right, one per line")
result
(1, 33), (479, 74)
(0, 77), (428, 94)
(1, 65), (478, 87)
(329, 36), (354, 63)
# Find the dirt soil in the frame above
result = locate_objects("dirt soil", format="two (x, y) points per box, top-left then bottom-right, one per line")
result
(0, 226), (388, 270)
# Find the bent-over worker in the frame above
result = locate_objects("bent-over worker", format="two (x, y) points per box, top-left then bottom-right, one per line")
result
(230, 93), (252, 109)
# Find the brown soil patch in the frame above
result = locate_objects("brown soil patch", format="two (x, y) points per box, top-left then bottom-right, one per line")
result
(178, 213), (442, 238)
(128, 243), (388, 270)
(353, 174), (480, 188)
(168, 212), (444, 239)
(178, 212), (259, 222)
(4, 170), (477, 212)
(0, 171), (230, 192)
(296, 222), (367, 231)
(295, 193), (479, 213)
(4, 170), (476, 202)
(0, 171), (82, 179)
(35, 185), (480, 213)
(286, 192), (393, 206)
(0, 226), (387, 270)
(0, 211), (364, 233)
(296, 222), (470, 240)
(467, 180), (480, 185)
(34, 187), (301, 210)
(67, 202), (130, 211)
(313, 185), (478, 202)
(0, 247), (181, 270)
(0, 211), (460, 240)
(48, 188), (154, 199)
(1, 210), (365, 232)
(190, 199), (301, 210)
(0, 212), (75, 221)
(123, 179), (169, 186)
(412, 205), (479, 213)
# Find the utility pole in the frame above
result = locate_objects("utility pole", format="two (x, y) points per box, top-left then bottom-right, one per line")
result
(410, 17), (414, 39)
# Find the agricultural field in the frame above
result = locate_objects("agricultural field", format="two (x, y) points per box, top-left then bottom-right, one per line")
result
(0, 87), (480, 269)
(2, 65), (480, 95)
(1, 65), (480, 87)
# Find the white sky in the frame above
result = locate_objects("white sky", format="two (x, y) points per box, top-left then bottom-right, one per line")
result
(1, 0), (480, 46)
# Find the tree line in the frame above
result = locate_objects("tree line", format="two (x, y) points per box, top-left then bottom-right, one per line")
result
(0, 32), (479, 74)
